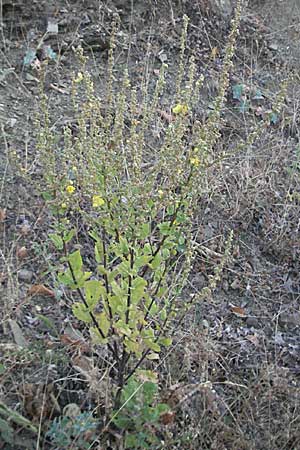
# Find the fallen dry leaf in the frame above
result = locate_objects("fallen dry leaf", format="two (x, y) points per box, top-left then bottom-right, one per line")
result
(17, 246), (28, 260)
(211, 46), (218, 60)
(21, 383), (59, 421)
(60, 333), (90, 353)
(160, 410), (175, 425)
(9, 319), (28, 348)
(28, 284), (55, 297)
(230, 305), (247, 318)
(20, 223), (31, 236)
(246, 334), (260, 347)
(0, 208), (6, 222)
(158, 109), (174, 123)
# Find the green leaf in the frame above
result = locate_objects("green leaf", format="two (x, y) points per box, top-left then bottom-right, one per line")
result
(68, 250), (83, 272)
(0, 402), (38, 433)
(149, 253), (162, 270)
(161, 248), (170, 260)
(89, 230), (99, 242)
(158, 337), (172, 346)
(23, 48), (36, 66)
(0, 417), (14, 444)
(90, 327), (108, 344)
(146, 341), (161, 353)
(148, 302), (158, 315)
(167, 204), (175, 215)
(117, 260), (133, 277)
(108, 295), (125, 315)
(111, 280), (125, 297)
(115, 320), (132, 337)
(270, 111), (279, 124)
(84, 280), (105, 308)
(95, 242), (103, 263)
(125, 338), (142, 355)
(138, 222), (151, 239)
(146, 353), (160, 360)
(119, 237), (129, 255)
(96, 312), (110, 337)
(157, 286), (167, 298)
(159, 307), (167, 321)
(143, 243), (152, 255)
(125, 434), (138, 447)
(97, 264), (107, 276)
(58, 269), (74, 286)
(134, 255), (152, 271)
(252, 89), (264, 100)
(238, 99), (249, 113)
(64, 229), (75, 243)
(131, 277), (147, 303)
(232, 83), (244, 100)
(136, 369), (158, 383)
(72, 303), (91, 323)
(36, 314), (59, 337)
(158, 222), (171, 236)
(49, 233), (63, 250)
(42, 191), (53, 201)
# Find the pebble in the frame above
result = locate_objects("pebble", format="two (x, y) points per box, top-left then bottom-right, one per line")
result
(18, 269), (34, 283)
(246, 317), (259, 328)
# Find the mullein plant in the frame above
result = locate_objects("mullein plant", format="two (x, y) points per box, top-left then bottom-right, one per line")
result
(35, 0), (287, 411)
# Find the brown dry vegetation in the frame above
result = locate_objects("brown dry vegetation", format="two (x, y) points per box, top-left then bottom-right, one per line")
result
(0, 1), (300, 449)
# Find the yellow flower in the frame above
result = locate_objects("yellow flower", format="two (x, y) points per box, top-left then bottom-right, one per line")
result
(61, 203), (67, 209)
(158, 190), (164, 198)
(190, 156), (200, 167)
(172, 104), (188, 115)
(92, 195), (105, 207)
(66, 185), (75, 194)
(74, 72), (83, 83)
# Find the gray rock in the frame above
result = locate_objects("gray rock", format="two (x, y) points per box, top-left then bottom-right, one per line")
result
(18, 269), (34, 283)
(216, 0), (233, 17)
(205, 0), (233, 17)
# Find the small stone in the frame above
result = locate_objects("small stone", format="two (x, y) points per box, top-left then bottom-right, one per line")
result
(279, 313), (300, 328)
(47, 20), (58, 34)
(268, 42), (279, 51)
(18, 269), (34, 283)
(230, 279), (240, 290)
(246, 317), (259, 328)
(222, 280), (229, 292)
(193, 274), (206, 289)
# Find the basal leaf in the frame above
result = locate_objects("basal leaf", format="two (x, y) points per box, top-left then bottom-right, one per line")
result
(64, 229), (75, 244)
(49, 233), (64, 250)
(232, 83), (244, 100)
